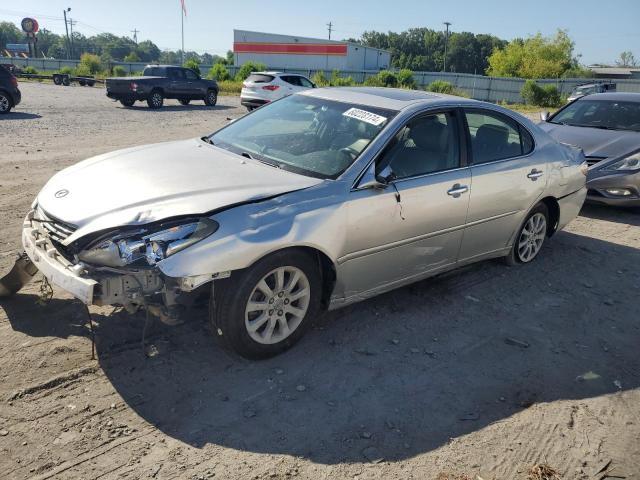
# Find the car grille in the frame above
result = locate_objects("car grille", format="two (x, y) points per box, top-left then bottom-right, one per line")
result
(33, 207), (78, 260)
(585, 156), (606, 167)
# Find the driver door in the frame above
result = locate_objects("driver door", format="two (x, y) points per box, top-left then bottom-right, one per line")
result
(340, 110), (471, 299)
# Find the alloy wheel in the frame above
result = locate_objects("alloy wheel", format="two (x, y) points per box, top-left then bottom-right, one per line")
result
(517, 212), (546, 262)
(244, 266), (311, 345)
(0, 95), (9, 112)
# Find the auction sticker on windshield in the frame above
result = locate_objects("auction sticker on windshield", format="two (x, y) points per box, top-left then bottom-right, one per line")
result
(342, 108), (387, 126)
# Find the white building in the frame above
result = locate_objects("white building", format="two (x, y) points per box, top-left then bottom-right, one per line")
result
(233, 29), (391, 71)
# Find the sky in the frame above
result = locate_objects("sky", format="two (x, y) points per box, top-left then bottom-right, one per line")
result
(1, 0), (639, 65)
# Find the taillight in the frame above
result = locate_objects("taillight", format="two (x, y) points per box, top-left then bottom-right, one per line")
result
(262, 85), (279, 91)
(130, 82), (138, 91)
(10, 76), (18, 87)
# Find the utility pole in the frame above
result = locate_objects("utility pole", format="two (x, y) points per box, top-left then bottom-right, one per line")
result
(63, 8), (71, 59)
(443, 21), (452, 73)
(327, 21), (333, 40)
(131, 29), (139, 45)
(69, 18), (76, 59)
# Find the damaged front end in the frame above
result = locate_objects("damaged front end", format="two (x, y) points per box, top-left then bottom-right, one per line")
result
(2, 207), (221, 324)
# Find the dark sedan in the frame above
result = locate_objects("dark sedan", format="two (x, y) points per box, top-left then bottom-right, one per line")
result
(539, 93), (640, 207)
(0, 64), (21, 114)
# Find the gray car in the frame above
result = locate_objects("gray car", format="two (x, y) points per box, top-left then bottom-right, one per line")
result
(540, 92), (640, 207)
(2, 88), (587, 358)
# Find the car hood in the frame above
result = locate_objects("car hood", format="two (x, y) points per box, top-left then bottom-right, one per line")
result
(37, 139), (322, 244)
(539, 122), (640, 159)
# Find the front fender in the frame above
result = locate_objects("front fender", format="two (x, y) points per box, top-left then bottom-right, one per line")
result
(157, 182), (348, 279)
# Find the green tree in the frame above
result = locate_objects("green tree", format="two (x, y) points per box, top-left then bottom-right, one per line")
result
(397, 69), (416, 88)
(616, 51), (637, 67)
(207, 63), (230, 81)
(235, 61), (266, 81)
(487, 30), (583, 78)
(0, 21), (22, 50)
(124, 51), (140, 62)
(78, 53), (102, 75)
(183, 58), (201, 76)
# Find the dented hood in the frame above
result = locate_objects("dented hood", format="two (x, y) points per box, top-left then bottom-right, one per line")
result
(37, 138), (322, 242)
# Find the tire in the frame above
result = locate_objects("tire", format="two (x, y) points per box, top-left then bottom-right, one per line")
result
(53, 75), (62, 86)
(78, 79), (86, 86)
(504, 202), (549, 266)
(62, 76), (70, 86)
(120, 99), (135, 107)
(147, 90), (164, 109)
(178, 99), (190, 105)
(204, 89), (218, 106)
(87, 80), (95, 87)
(0, 92), (12, 114)
(211, 250), (321, 359)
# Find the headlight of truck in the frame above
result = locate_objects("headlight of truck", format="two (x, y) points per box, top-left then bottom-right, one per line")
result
(78, 218), (218, 267)
(603, 152), (640, 172)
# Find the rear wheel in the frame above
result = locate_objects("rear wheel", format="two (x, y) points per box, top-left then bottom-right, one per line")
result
(505, 203), (549, 265)
(53, 75), (62, 86)
(120, 99), (135, 107)
(204, 89), (218, 106)
(78, 79), (86, 86)
(147, 90), (164, 109)
(210, 250), (321, 359)
(178, 98), (190, 105)
(62, 76), (70, 86)
(0, 92), (12, 114)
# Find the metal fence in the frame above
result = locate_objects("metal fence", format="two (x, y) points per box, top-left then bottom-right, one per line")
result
(3, 56), (640, 103)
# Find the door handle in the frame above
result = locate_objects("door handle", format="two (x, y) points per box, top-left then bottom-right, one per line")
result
(527, 169), (544, 180)
(447, 184), (469, 197)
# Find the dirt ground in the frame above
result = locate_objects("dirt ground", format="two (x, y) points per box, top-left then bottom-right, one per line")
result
(1, 83), (639, 480)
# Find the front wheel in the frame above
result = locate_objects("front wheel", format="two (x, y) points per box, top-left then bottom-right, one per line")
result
(0, 93), (12, 114)
(211, 250), (321, 359)
(505, 203), (549, 265)
(204, 90), (218, 106)
(147, 91), (164, 109)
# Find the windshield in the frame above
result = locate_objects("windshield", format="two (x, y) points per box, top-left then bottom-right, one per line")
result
(573, 86), (595, 96)
(209, 95), (396, 179)
(550, 99), (640, 132)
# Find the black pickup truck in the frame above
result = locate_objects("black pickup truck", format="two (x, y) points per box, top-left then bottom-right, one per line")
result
(106, 65), (218, 109)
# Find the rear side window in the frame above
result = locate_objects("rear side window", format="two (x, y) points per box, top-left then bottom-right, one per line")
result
(144, 67), (162, 76)
(299, 77), (314, 88)
(246, 74), (275, 83)
(464, 110), (534, 164)
(185, 69), (198, 80)
(282, 76), (302, 86)
(0, 65), (9, 76)
(168, 68), (185, 80)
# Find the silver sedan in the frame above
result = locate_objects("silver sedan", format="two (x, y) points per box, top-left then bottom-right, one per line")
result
(4, 87), (588, 358)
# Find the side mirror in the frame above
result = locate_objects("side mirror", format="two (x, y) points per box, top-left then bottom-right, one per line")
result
(540, 111), (550, 122)
(358, 165), (394, 190)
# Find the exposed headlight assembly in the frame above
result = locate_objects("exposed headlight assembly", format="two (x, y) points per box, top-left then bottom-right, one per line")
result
(78, 218), (218, 268)
(603, 152), (640, 172)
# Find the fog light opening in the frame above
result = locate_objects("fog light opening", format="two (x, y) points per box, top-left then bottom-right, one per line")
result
(604, 188), (632, 197)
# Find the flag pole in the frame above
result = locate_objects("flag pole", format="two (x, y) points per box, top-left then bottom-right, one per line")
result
(181, 5), (184, 65)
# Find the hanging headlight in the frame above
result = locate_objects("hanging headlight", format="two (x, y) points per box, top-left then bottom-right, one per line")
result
(603, 152), (640, 172)
(78, 218), (218, 267)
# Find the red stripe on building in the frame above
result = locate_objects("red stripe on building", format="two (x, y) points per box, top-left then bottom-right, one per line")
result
(234, 42), (347, 56)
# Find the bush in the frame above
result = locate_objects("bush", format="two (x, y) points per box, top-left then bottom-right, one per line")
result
(520, 80), (563, 107)
(235, 62), (267, 81)
(59, 66), (74, 75)
(22, 66), (38, 75)
(74, 64), (92, 77)
(123, 51), (140, 62)
(427, 80), (455, 94)
(397, 69), (416, 89)
(377, 70), (398, 87)
(217, 80), (242, 95)
(183, 58), (201, 76)
(311, 71), (329, 87)
(207, 63), (230, 81)
(112, 66), (127, 77)
(78, 53), (102, 75)
(330, 70), (354, 87)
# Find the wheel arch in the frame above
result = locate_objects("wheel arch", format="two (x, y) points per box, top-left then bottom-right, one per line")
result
(539, 196), (560, 236)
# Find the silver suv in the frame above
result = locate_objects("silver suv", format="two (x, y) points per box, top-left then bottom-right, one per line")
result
(240, 71), (315, 111)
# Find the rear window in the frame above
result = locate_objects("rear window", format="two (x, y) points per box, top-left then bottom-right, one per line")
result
(0, 65), (10, 76)
(246, 74), (275, 84)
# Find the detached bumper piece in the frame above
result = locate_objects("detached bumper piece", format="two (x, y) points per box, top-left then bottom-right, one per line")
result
(0, 252), (38, 298)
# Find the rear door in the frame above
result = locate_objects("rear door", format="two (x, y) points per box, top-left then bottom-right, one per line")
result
(458, 108), (546, 262)
(166, 68), (187, 98)
(280, 75), (305, 95)
(184, 68), (204, 98)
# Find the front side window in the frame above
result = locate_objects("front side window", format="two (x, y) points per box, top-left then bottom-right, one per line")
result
(299, 77), (314, 88)
(210, 95), (396, 179)
(379, 112), (460, 179)
(550, 100), (640, 132)
(185, 69), (198, 80)
(169, 69), (185, 80)
(465, 110), (532, 164)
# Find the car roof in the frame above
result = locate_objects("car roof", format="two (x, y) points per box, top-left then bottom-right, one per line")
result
(252, 71), (305, 77)
(576, 92), (640, 102)
(300, 86), (479, 111)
